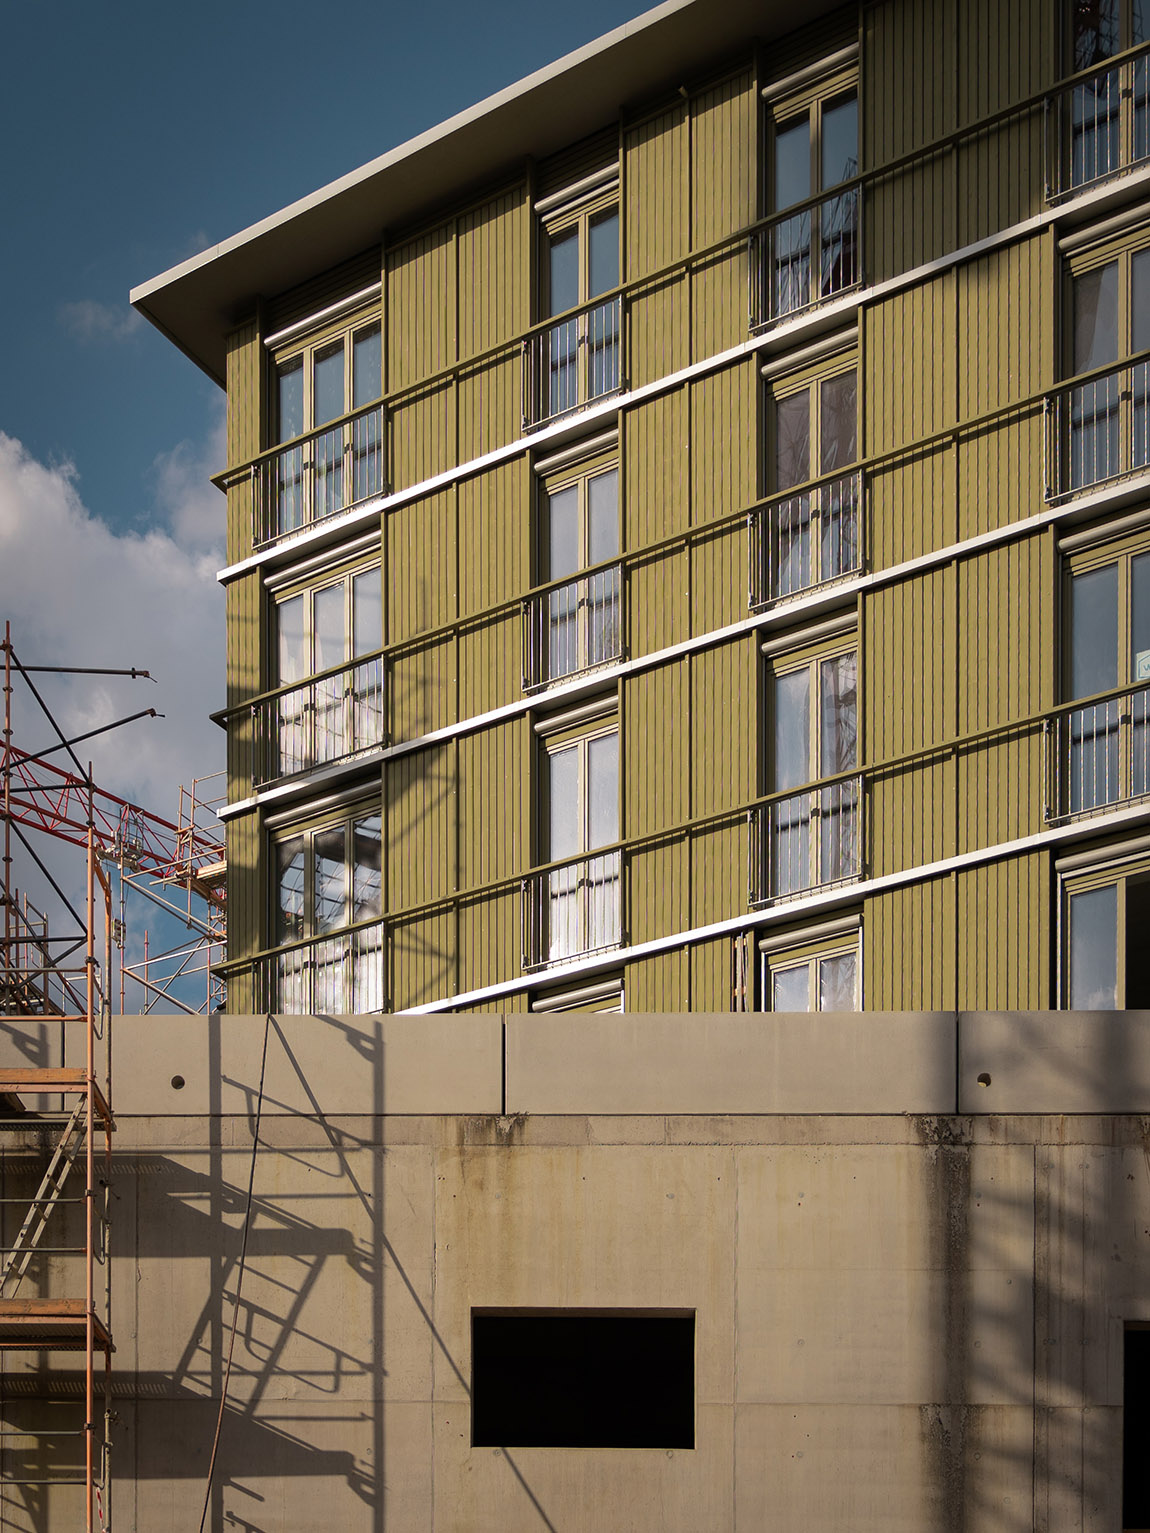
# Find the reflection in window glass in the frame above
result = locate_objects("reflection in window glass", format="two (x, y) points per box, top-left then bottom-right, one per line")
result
(1068, 883), (1118, 1008)
(548, 485), (581, 581)
(774, 117), (810, 209)
(821, 95), (858, 189)
(276, 838), (305, 943)
(820, 653), (858, 773)
(549, 229), (580, 316)
(352, 816), (383, 922)
(1070, 564), (1120, 697)
(588, 470), (619, 565)
(819, 951), (858, 1010)
(775, 669), (811, 790)
(1074, 263), (1119, 371)
(278, 359), (304, 442)
(314, 342), (345, 427)
(772, 964), (810, 1010)
(775, 393), (811, 489)
(352, 325), (381, 409)
(820, 373), (857, 471)
(588, 211), (619, 299)
(313, 826), (347, 934)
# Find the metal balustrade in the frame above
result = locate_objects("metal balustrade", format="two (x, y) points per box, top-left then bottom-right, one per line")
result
(750, 185), (861, 328)
(749, 469), (863, 607)
(522, 850), (622, 968)
(255, 403), (385, 546)
(253, 656), (385, 786)
(522, 295), (623, 427)
(260, 921), (387, 1014)
(749, 776), (863, 904)
(1045, 47), (1150, 198)
(522, 567), (623, 690)
(1045, 358), (1150, 498)
(1045, 685), (1150, 820)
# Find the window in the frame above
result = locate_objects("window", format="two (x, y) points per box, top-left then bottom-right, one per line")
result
(529, 179), (621, 423)
(1061, 848), (1150, 1006)
(270, 563), (384, 781)
(756, 631), (859, 901)
(763, 73), (859, 321)
(1056, 532), (1150, 815)
(524, 713), (621, 966)
(471, 1311), (694, 1449)
(526, 442), (621, 688)
(267, 315), (383, 540)
(1125, 1324), (1150, 1529)
(755, 355), (859, 603)
(1066, 0), (1149, 189)
(761, 923), (860, 1011)
(273, 807), (384, 1013)
(1064, 234), (1150, 491)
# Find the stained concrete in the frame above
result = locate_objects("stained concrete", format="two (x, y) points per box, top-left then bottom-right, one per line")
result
(0, 1013), (1148, 1529)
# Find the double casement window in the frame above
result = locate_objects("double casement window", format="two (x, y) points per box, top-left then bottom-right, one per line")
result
(268, 314), (383, 540)
(524, 710), (621, 966)
(525, 438), (621, 688)
(1060, 846), (1150, 1007)
(1064, 0), (1149, 190)
(270, 561), (384, 782)
(762, 68), (859, 322)
(529, 169), (621, 424)
(1055, 531), (1150, 816)
(755, 351), (859, 604)
(273, 807), (384, 1013)
(755, 626), (860, 902)
(761, 921), (860, 1011)
(1061, 232), (1150, 492)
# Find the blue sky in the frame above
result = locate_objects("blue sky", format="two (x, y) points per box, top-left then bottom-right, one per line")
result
(0, 0), (644, 1003)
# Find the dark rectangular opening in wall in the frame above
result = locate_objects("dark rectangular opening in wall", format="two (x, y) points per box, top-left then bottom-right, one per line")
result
(1125, 1325), (1150, 1528)
(471, 1309), (694, 1448)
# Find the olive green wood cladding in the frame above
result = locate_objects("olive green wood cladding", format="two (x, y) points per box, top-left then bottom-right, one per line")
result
(219, 0), (1086, 1016)
(225, 574), (262, 802)
(865, 234), (1050, 573)
(225, 320), (261, 567)
(863, 0), (1053, 280)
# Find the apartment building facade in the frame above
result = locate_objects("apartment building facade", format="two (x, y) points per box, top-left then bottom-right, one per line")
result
(130, 0), (1150, 1025)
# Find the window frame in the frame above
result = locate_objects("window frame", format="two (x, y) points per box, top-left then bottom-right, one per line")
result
(270, 308), (383, 448)
(269, 797), (386, 1014)
(755, 620), (862, 903)
(762, 929), (861, 1013)
(527, 438), (623, 690)
(1057, 839), (1150, 1007)
(757, 344), (862, 604)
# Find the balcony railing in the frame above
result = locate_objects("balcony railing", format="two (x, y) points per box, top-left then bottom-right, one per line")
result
(522, 849), (622, 968)
(1045, 44), (1150, 199)
(522, 566), (623, 690)
(749, 775), (863, 904)
(1044, 683), (1150, 821)
(1045, 356), (1150, 498)
(258, 921), (386, 1014)
(749, 469), (863, 607)
(252, 655), (386, 787)
(522, 295), (623, 428)
(254, 403), (385, 547)
(750, 184), (861, 328)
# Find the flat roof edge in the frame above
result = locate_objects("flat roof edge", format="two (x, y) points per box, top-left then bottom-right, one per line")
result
(131, 0), (692, 308)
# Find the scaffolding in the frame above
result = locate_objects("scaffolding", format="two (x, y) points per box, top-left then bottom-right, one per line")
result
(0, 623), (226, 1529)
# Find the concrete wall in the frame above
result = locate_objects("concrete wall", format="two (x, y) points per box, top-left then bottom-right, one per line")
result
(3, 1012), (1150, 1529)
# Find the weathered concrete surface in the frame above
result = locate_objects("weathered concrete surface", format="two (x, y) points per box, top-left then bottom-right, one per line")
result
(0, 1015), (1147, 1530)
(506, 1012), (957, 1114)
(960, 1011), (1150, 1113)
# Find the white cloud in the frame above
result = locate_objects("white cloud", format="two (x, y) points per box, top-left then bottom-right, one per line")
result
(0, 429), (225, 818)
(57, 299), (144, 344)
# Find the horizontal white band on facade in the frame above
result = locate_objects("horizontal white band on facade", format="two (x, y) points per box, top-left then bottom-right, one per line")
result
(401, 799), (1150, 1015)
(263, 282), (382, 350)
(216, 162), (1150, 592)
